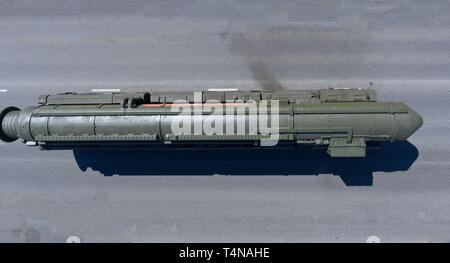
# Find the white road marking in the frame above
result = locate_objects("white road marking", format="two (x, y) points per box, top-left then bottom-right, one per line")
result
(207, 88), (239, 91)
(0, 89), (8, 92)
(91, 89), (120, 93)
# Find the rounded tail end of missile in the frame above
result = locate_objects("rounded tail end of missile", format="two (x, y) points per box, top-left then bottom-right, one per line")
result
(0, 106), (21, 142)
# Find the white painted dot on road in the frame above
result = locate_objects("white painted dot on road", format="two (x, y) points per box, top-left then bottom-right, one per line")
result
(367, 236), (381, 243)
(66, 235), (81, 243)
(0, 89), (8, 92)
(91, 89), (120, 93)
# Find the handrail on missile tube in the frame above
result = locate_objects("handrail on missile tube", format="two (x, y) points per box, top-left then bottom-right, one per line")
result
(128, 98), (136, 109)
(120, 97), (144, 109)
(120, 98), (129, 109)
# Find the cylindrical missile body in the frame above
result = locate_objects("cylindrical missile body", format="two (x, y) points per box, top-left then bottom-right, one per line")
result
(0, 89), (423, 157)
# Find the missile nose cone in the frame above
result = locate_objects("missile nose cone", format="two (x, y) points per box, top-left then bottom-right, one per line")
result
(400, 106), (423, 140)
(410, 109), (423, 135)
(393, 104), (423, 140)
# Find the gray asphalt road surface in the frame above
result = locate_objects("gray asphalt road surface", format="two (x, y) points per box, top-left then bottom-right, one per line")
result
(0, 1), (449, 242)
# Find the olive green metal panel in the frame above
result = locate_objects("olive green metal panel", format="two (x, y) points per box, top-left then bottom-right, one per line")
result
(327, 137), (366, 157)
(319, 89), (376, 102)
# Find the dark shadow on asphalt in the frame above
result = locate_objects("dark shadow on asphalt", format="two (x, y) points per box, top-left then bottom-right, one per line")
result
(73, 141), (418, 186)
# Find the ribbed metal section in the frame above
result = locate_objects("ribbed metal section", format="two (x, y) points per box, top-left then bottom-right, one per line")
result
(2, 110), (19, 140)
(35, 134), (159, 141)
